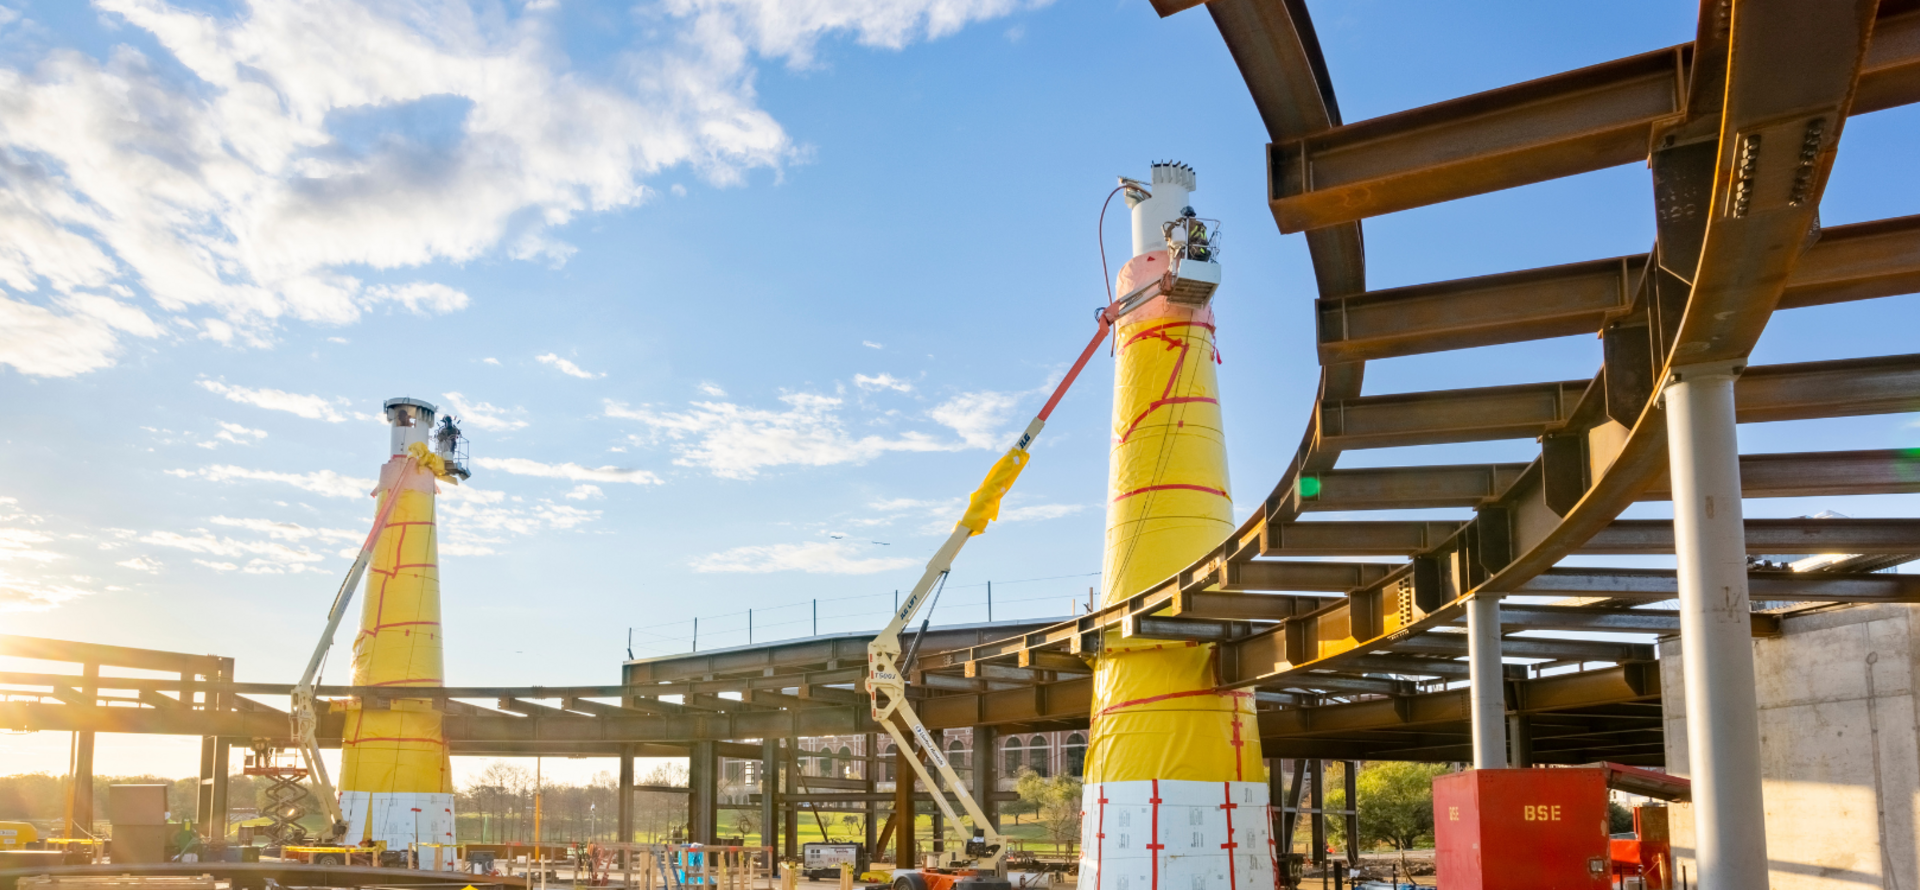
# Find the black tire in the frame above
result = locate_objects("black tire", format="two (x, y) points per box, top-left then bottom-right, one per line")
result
(314, 853), (345, 866)
(892, 874), (929, 890)
(955, 879), (1011, 890)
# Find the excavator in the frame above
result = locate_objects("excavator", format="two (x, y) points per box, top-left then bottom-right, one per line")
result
(865, 185), (1220, 890)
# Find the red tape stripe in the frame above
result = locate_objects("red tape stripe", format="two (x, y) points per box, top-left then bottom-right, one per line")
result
(1111, 483), (1228, 503)
(1222, 783), (1239, 890)
(1096, 785), (1106, 890)
(345, 736), (447, 746)
(1148, 780), (1162, 890)
(1097, 687), (1252, 719)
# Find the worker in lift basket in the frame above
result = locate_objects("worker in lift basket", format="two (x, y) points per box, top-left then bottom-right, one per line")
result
(1182, 212), (1212, 262)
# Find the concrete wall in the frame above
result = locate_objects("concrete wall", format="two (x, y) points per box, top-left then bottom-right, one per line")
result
(1662, 603), (1920, 888)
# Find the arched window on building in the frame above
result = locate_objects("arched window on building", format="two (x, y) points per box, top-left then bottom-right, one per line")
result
(947, 739), (969, 770)
(819, 748), (836, 778)
(1003, 737), (1024, 777)
(1064, 733), (1087, 778)
(879, 740), (895, 782)
(839, 746), (855, 779)
(1026, 735), (1050, 777)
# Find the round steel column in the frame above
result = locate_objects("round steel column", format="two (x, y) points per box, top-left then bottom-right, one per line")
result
(1466, 593), (1506, 769)
(1665, 363), (1768, 889)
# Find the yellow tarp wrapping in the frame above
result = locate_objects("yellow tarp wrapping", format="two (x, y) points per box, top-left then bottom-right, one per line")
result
(1087, 282), (1262, 784)
(341, 454), (451, 798)
(956, 447), (1030, 536)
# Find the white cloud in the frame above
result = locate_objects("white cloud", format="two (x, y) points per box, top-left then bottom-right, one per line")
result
(209, 515), (360, 543)
(928, 390), (1021, 448)
(483, 357), (501, 365)
(194, 559), (240, 572)
(0, 527), (61, 563)
(141, 528), (330, 567)
(672, 0), (1045, 66)
(0, 293), (164, 377)
(698, 381), (727, 397)
(565, 484), (604, 500)
(471, 456), (661, 485)
(538, 353), (604, 379)
(862, 341), (884, 349)
(206, 420), (269, 447)
(859, 494), (1084, 533)
(169, 464), (375, 499)
(854, 373), (912, 393)
(1000, 503), (1087, 521)
(0, 570), (91, 612)
(115, 556), (165, 573)
(608, 392), (954, 479)
(198, 380), (377, 423)
(0, 0), (1041, 375)
(435, 496), (602, 555)
(691, 540), (916, 574)
(364, 282), (470, 315)
(441, 391), (528, 432)
(607, 385), (1030, 479)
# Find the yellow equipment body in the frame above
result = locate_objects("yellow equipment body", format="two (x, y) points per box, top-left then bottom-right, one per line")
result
(0, 822), (37, 848)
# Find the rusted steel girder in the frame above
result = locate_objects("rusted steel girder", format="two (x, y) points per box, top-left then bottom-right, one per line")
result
(1316, 214), (1920, 363)
(1264, 8), (1920, 232)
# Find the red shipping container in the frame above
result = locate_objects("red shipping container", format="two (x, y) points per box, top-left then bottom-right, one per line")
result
(1433, 768), (1611, 890)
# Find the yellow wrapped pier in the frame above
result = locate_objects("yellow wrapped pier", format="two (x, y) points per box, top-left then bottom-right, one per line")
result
(338, 404), (457, 846)
(1077, 162), (1273, 890)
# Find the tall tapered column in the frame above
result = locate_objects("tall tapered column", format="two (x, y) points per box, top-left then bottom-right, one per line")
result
(1080, 162), (1271, 890)
(339, 398), (457, 847)
(1665, 362), (1767, 889)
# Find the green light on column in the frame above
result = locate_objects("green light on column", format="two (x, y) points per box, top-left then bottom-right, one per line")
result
(1298, 476), (1321, 498)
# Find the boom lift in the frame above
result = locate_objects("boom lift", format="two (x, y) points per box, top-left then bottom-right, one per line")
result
(865, 181), (1221, 890)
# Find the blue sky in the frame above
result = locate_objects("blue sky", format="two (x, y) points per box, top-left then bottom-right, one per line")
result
(2, 1), (1916, 779)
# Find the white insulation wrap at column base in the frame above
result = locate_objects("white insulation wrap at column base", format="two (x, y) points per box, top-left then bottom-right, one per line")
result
(1077, 780), (1273, 890)
(339, 791), (456, 848)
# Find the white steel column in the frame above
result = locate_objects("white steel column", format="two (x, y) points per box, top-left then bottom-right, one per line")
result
(1465, 593), (1506, 769)
(1664, 361), (1767, 889)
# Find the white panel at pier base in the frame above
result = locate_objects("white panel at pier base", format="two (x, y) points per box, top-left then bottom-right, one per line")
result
(339, 790), (457, 849)
(1661, 603), (1920, 889)
(1077, 780), (1274, 890)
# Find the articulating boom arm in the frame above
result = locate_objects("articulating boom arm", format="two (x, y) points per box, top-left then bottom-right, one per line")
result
(289, 455), (417, 843)
(866, 306), (1119, 869)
